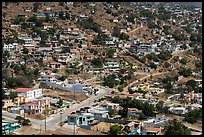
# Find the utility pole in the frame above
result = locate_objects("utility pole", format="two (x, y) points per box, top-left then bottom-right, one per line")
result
(40, 125), (41, 134)
(73, 86), (76, 135)
(44, 108), (46, 132)
(60, 109), (63, 126)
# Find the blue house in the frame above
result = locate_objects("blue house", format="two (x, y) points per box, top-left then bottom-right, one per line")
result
(2, 121), (21, 135)
(67, 113), (95, 129)
(35, 14), (46, 18)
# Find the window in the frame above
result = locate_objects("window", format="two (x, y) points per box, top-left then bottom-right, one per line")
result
(83, 118), (85, 121)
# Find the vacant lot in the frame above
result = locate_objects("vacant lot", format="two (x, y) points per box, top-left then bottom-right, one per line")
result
(43, 89), (88, 101)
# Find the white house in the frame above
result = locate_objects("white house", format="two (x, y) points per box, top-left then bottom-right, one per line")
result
(38, 75), (58, 83)
(170, 107), (187, 115)
(3, 43), (18, 52)
(13, 88), (43, 101)
(104, 62), (120, 71)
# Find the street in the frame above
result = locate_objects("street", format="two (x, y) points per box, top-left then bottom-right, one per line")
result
(2, 85), (113, 132)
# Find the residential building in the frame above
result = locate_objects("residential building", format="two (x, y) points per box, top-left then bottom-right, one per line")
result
(2, 121), (21, 135)
(2, 99), (15, 111)
(13, 88), (43, 101)
(14, 96), (29, 107)
(67, 113), (95, 128)
(145, 127), (164, 135)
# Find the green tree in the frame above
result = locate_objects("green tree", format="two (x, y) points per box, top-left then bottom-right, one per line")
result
(179, 58), (187, 65)
(185, 80), (197, 90)
(110, 124), (123, 135)
(91, 58), (103, 68)
(128, 87), (134, 94)
(142, 102), (154, 117)
(28, 15), (38, 23)
(22, 47), (29, 54)
(178, 68), (192, 77)
(9, 92), (18, 101)
(107, 48), (115, 58)
(58, 2), (64, 6)
(119, 32), (129, 41)
(138, 113), (146, 120)
(57, 99), (63, 107)
(108, 109), (114, 117)
(118, 86), (123, 92)
(149, 62), (157, 70)
(165, 119), (191, 135)
(58, 76), (66, 81)
(22, 119), (31, 126)
(112, 26), (120, 37)
(156, 101), (164, 112)
(33, 2), (41, 12)
(180, 44), (187, 50)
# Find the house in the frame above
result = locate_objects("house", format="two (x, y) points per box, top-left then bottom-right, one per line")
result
(39, 69), (52, 76)
(35, 14), (46, 18)
(3, 43), (18, 52)
(45, 61), (61, 69)
(127, 108), (142, 118)
(2, 121), (21, 135)
(67, 113), (95, 129)
(145, 127), (164, 135)
(13, 88), (43, 101)
(38, 75), (58, 83)
(20, 99), (50, 114)
(104, 62), (120, 71)
(2, 99), (15, 111)
(14, 96), (29, 107)
(170, 107), (187, 115)
(43, 23), (53, 30)
(126, 121), (142, 135)
(88, 107), (109, 118)
(105, 102), (120, 112)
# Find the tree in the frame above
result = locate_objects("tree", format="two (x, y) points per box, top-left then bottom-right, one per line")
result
(58, 2), (64, 6)
(35, 19), (43, 27)
(128, 87), (134, 94)
(58, 76), (66, 81)
(149, 62), (157, 70)
(5, 36), (15, 44)
(142, 102), (154, 117)
(27, 15), (38, 23)
(112, 96), (121, 103)
(91, 58), (103, 68)
(156, 101), (164, 112)
(180, 44), (187, 50)
(22, 119), (31, 126)
(106, 8), (112, 14)
(119, 32), (129, 41)
(110, 124), (123, 135)
(108, 109), (114, 117)
(184, 108), (202, 124)
(138, 113), (146, 120)
(112, 26), (120, 37)
(185, 80), (197, 90)
(107, 48), (115, 58)
(57, 99), (63, 107)
(118, 86), (124, 92)
(9, 92), (18, 101)
(165, 119), (191, 135)
(179, 58), (187, 65)
(33, 2), (41, 12)
(178, 68), (192, 77)
(22, 47), (29, 54)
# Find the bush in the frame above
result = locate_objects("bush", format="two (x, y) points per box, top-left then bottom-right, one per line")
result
(110, 124), (123, 135)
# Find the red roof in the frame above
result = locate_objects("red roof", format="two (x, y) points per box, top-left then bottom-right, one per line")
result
(14, 88), (36, 93)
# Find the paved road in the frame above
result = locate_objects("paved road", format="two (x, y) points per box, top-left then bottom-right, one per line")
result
(2, 86), (113, 131)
